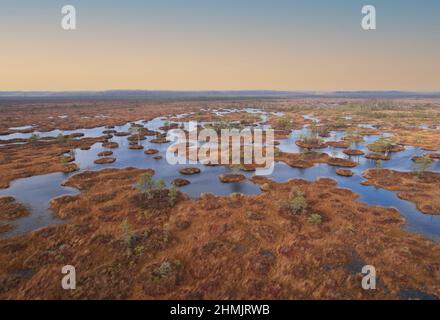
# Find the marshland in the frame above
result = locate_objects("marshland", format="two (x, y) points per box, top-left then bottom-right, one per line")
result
(0, 97), (439, 299)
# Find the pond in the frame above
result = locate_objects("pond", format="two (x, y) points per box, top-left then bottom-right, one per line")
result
(1, 109), (440, 241)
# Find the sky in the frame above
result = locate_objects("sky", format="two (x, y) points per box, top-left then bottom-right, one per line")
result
(0, 0), (439, 91)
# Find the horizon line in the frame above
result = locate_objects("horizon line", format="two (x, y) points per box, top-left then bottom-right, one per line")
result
(1, 89), (440, 93)
(1, 90), (440, 100)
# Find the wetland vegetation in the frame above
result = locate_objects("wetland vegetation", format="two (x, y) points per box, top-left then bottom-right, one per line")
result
(0, 97), (439, 299)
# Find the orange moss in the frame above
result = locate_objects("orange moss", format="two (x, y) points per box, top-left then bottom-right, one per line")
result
(0, 196), (30, 220)
(0, 168), (439, 299)
(362, 169), (440, 215)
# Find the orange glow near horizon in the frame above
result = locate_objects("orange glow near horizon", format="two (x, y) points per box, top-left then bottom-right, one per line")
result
(1, 1), (439, 91)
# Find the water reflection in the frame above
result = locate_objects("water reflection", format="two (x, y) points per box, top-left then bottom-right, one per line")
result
(0, 109), (439, 241)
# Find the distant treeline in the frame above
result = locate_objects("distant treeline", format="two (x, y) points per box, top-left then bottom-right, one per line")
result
(1, 90), (440, 100)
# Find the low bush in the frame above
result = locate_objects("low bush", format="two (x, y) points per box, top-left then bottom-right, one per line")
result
(285, 187), (307, 215)
(308, 213), (322, 225)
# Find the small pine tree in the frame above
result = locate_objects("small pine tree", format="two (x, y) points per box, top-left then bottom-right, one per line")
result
(168, 184), (178, 207)
(29, 133), (40, 143)
(286, 188), (307, 214)
(121, 218), (133, 250)
(136, 173), (154, 199)
(308, 213), (322, 225)
(413, 155), (433, 177)
(56, 133), (67, 143)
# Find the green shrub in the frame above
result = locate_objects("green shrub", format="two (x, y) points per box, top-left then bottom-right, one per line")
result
(136, 173), (166, 200)
(134, 245), (144, 256)
(413, 155), (433, 176)
(344, 131), (364, 143)
(128, 126), (143, 144)
(121, 219), (134, 250)
(299, 128), (324, 145)
(370, 112), (387, 119)
(60, 156), (72, 164)
(56, 133), (67, 143)
(286, 188), (307, 214)
(308, 213), (322, 225)
(153, 260), (183, 281)
(229, 192), (241, 201)
(136, 174), (179, 207)
(157, 261), (172, 277)
(369, 136), (396, 154)
(29, 133), (40, 142)
(277, 116), (292, 130)
(168, 184), (178, 207)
